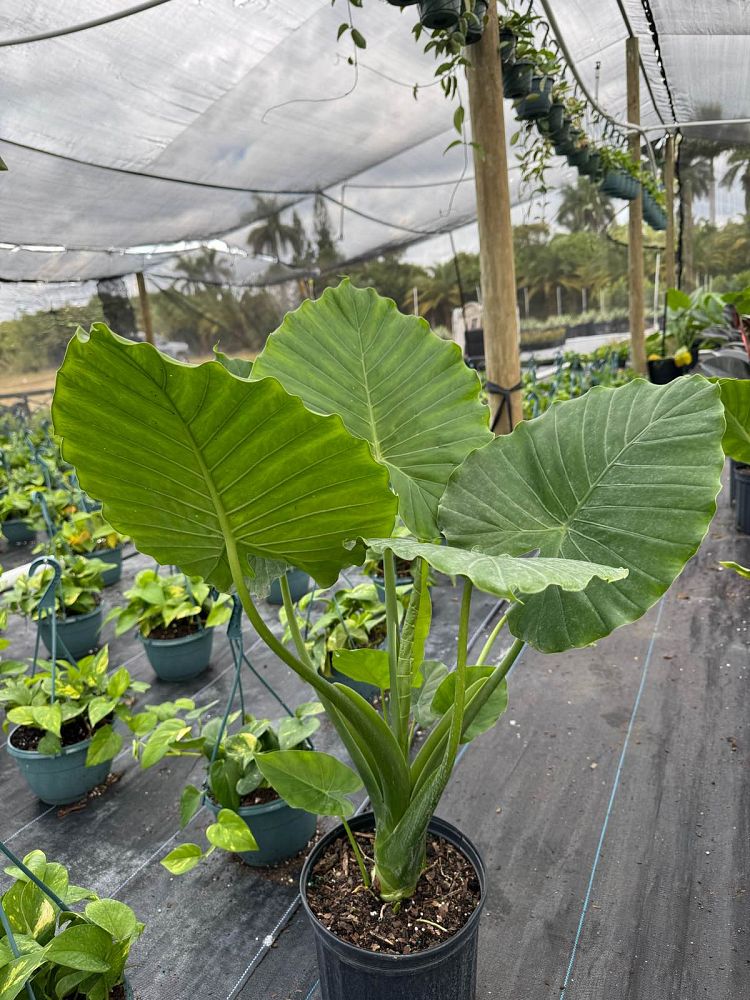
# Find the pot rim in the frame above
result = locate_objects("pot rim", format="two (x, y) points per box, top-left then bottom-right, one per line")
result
(140, 625), (214, 648)
(39, 605), (102, 626)
(81, 544), (123, 557)
(6, 726), (97, 761)
(300, 811), (486, 967)
(204, 790), (302, 818)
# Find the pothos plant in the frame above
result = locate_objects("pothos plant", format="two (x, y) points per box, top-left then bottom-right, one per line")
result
(52, 280), (738, 903)
(0, 850), (142, 1000)
(3, 555), (107, 622)
(105, 569), (232, 639)
(128, 699), (327, 873)
(0, 646), (149, 764)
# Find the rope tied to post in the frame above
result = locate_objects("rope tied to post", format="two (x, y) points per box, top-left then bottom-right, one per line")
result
(486, 379), (523, 432)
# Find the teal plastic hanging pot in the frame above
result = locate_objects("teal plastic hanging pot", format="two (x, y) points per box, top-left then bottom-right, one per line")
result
(205, 795), (317, 866)
(39, 606), (102, 662)
(371, 573), (414, 603)
(267, 569), (311, 606)
(503, 58), (533, 99)
(141, 626), (213, 682)
(124, 980), (134, 1000)
(547, 102), (566, 137)
(2, 519), (36, 545)
(81, 546), (123, 587)
(418, 0), (461, 30)
(7, 729), (112, 805)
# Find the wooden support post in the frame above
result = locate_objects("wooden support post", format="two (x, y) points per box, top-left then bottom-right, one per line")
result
(626, 36), (646, 376)
(136, 271), (155, 345)
(664, 134), (676, 291)
(466, 12), (522, 433)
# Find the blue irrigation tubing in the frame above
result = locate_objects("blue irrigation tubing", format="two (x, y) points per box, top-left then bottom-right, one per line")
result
(558, 597), (666, 999)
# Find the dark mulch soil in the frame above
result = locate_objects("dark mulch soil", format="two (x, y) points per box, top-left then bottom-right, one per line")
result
(365, 622), (387, 648)
(305, 830), (481, 955)
(9, 711), (111, 751)
(374, 558), (413, 581)
(74, 985), (125, 1000)
(146, 616), (202, 641)
(239, 785), (280, 807)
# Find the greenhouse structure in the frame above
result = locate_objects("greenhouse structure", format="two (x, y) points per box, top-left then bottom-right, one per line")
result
(0, 3), (748, 999)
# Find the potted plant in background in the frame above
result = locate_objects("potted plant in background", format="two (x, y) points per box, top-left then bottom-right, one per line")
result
(106, 569), (231, 682)
(132, 699), (327, 871)
(4, 555), (108, 661)
(647, 287), (728, 383)
(1, 645), (148, 803)
(0, 847), (142, 997)
(267, 567), (310, 606)
(52, 284), (734, 1000)
(53, 508), (128, 586)
(0, 484), (42, 545)
(499, 8), (538, 98)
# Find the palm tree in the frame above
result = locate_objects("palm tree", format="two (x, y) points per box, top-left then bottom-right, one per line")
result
(679, 140), (715, 289)
(721, 148), (750, 216)
(557, 178), (615, 234)
(247, 196), (306, 262)
(410, 262), (461, 327)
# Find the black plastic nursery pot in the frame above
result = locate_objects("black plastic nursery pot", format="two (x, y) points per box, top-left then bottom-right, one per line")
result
(734, 464), (750, 533)
(1, 518), (36, 545)
(205, 794), (317, 866)
(39, 606), (102, 661)
(301, 812), (486, 1000)
(546, 101), (566, 137)
(513, 75), (552, 119)
(647, 348), (698, 385)
(267, 569), (311, 606)
(498, 27), (516, 69)
(82, 545), (123, 587)
(329, 664), (380, 702)
(729, 459), (747, 505)
(7, 729), (112, 804)
(418, 0), (461, 30)
(580, 151), (601, 180)
(141, 626), (213, 682)
(464, 0), (487, 44)
(503, 58), (533, 99)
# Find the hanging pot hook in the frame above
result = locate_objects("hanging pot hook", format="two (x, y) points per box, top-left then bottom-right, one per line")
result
(29, 555), (62, 619)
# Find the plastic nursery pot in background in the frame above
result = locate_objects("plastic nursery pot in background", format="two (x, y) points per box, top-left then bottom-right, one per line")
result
(546, 101), (566, 136)
(300, 812), (486, 1000)
(734, 465), (750, 532)
(328, 663), (380, 702)
(141, 626), (213, 682)
(499, 27), (516, 68)
(39, 606), (102, 661)
(418, 0), (461, 30)
(267, 569), (311, 606)
(514, 75), (552, 120)
(82, 545), (123, 587)
(205, 795), (317, 867)
(2, 519), (36, 545)
(729, 459), (748, 505)
(465, 0), (487, 44)
(7, 730), (112, 804)
(503, 58), (533, 99)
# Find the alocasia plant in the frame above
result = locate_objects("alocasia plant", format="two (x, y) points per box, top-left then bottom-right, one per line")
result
(51, 280), (730, 903)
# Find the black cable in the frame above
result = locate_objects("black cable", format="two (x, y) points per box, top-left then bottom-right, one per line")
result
(676, 139), (684, 289)
(610, 0), (669, 128)
(0, 0), (177, 47)
(638, 0), (678, 124)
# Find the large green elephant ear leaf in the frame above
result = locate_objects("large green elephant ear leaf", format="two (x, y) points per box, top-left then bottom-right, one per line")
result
(251, 279), (492, 540)
(439, 377), (724, 652)
(52, 325), (397, 594)
(361, 538), (627, 599)
(716, 377), (750, 462)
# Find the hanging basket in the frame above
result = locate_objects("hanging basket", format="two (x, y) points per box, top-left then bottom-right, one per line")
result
(141, 626), (213, 682)
(465, 0), (488, 45)
(205, 794), (317, 866)
(1, 519), (36, 545)
(418, 0), (461, 30)
(81, 545), (123, 587)
(579, 151), (602, 180)
(499, 27), (516, 69)
(7, 729), (113, 805)
(568, 147), (590, 170)
(546, 102), (566, 138)
(267, 569), (311, 606)
(513, 75), (553, 120)
(502, 58), (533, 99)
(39, 606), (102, 662)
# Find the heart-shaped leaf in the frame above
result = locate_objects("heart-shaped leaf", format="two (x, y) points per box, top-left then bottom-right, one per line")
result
(252, 280), (492, 540)
(331, 648), (392, 690)
(52, 325), (397, 593)
(440, 377), (724, 651)
(160, 843), (203, 876)
(206, 809), (258, 853)
(256, 749), (362, 818)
